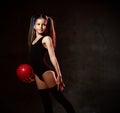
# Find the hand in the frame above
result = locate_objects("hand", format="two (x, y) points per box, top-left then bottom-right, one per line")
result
(56, 75), (65, 91)
(23, 75), (35, 83)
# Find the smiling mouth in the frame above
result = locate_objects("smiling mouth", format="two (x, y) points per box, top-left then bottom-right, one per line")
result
(38, 29), (43, 31)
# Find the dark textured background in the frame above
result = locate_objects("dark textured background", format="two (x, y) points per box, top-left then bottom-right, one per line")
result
(0, 1), (120, 113)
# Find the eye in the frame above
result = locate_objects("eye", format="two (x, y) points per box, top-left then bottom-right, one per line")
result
(43, 24), (47, 26)
(37, 23), (40, 25)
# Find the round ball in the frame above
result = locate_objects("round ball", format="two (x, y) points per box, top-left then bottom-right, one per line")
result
(16, 64), (34, 82)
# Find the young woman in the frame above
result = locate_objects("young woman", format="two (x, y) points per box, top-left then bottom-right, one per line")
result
(27, 14), (76, 113)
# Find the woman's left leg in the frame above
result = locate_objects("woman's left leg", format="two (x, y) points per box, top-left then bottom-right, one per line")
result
(42, 71), (76, 113)
(50, 85), (76, 113)
(42, 70), (57, 88)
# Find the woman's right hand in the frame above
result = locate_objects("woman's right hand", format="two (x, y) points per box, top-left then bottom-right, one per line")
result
(23, 74), (35, 83)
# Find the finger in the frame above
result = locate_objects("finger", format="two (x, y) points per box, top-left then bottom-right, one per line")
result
(60, 86), (64, 92)
(57, 84), (60, 91)
(62, 83), (65, 87)
(23, 78), (33, 83)
(60, 80), (65, 87)
(29, 78), (35, 82)
(56, 81), (59, 90)
(59, 83), (64, 91)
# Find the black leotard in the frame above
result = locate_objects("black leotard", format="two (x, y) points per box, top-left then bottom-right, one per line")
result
(29, 36), (54, 80)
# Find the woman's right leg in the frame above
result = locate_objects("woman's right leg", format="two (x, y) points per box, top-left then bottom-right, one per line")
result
(35, 75), (53, 113)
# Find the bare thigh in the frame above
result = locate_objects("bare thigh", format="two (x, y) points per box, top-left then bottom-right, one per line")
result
(42, 70), (57, 88)
(34, 74), (48, 90)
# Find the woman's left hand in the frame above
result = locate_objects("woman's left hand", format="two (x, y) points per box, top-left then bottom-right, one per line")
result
(56, 75), (65, 91)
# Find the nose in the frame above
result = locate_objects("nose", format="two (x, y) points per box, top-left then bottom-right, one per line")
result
(40, 24), (42, 29)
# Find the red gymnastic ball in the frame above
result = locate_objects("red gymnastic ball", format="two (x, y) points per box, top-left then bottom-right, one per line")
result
(16, 64), (34, 82)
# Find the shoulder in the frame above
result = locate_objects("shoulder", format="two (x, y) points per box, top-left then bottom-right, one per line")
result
(42, 36), (53, 48)
(42, 36), (52, 43)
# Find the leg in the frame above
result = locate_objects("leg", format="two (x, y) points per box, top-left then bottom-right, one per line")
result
(34, 74), (53, 113)
(42, 71), (76, 113)
(38, 89), (53, 113)
(50, 85), (76, 113)
(42, 70), (57, 88)
(34, 74), (48, 90)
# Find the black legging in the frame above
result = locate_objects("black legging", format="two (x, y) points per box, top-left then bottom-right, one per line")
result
(38, 85), (76, 113)
(38, 88), (53, 113)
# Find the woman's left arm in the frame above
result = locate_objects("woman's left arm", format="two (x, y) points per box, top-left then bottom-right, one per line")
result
(43, 36), (65, 90)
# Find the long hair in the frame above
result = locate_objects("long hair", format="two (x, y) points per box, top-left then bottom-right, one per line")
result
(28, 14), (56, 49)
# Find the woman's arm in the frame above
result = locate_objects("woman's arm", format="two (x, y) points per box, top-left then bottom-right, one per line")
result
(43, 36), (65, 90)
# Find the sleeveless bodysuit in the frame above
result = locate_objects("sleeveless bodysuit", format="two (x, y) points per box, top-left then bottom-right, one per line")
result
(29, 36), (54, 80)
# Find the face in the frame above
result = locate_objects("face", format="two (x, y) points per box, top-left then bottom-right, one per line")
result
(34, 18), (47, 34)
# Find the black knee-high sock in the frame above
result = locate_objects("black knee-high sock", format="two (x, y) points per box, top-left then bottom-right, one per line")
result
(50, 85), (76, 113)
(38, 89), (53, 113)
